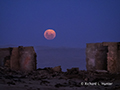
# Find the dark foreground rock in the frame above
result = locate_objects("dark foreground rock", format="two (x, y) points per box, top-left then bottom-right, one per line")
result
(0, 66), (120, 90)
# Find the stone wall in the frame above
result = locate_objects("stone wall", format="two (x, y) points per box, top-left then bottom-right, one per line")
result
(0, 46), (37, 72)
(86, 42), (120, 73)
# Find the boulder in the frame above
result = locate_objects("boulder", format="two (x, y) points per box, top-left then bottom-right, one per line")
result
(67, 68), (79, 74)
(52, 66), (62, 72)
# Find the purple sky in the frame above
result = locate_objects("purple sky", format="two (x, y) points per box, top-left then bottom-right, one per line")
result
(0, 0), (120, 48)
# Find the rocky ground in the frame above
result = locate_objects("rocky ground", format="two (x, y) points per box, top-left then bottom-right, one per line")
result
(0, 66), (120, 90)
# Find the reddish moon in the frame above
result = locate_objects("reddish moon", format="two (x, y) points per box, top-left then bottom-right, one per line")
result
(44, 29), (56, 40)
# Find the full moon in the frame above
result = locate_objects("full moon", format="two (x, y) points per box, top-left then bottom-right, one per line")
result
(44, 29), (56, 40)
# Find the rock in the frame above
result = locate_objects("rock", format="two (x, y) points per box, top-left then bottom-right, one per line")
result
(7, 81), (15, 85)
(52, 66), (62, 72)
(13, 78), (21, 82)
(24, 85), (28, 87)
(84, 78), (89, 81)
(55, 83), (66, 88)
(68, 80), (81, 87)
(0, 78), (6, 84)
(67, 68), (79, 75)
(40, 80), (50, 86)
(95, 70), (108, 73)
(43, 67), (54, 73)
(37, 88), (40, 90)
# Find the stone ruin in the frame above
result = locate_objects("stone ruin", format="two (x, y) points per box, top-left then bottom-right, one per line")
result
(1, 42), (120, 74)
(86, 42), (120, 73)
(0, 46), (37, 72)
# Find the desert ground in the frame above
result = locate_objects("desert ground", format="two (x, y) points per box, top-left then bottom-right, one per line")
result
(0, 66), (120, 90)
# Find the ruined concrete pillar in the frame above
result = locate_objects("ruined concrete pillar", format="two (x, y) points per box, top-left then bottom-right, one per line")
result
(0, 48), (12, 67)
(95, 45), (108, 70)
(86, 43), (98, 71)
(10, 48), (20, 70)
(107, 45), (117, 73)
(18, 46), (37, 72)
(117, 44), (120, 72)
(86, 43), (108, 71)
(103, 42), (120, 73)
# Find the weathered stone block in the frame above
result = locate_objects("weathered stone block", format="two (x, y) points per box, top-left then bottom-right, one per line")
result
(0, 48), (12, 67)
(10, 48), (19, 70)
(117, 44), (120, 72)
(18, 46), (37, 71)
(86, 43), (98, 71)
(95, 45), (108, 70)
(86, 43), (107, 71)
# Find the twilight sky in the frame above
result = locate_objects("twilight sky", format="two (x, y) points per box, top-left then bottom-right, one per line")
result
(0, 0), (120, 48)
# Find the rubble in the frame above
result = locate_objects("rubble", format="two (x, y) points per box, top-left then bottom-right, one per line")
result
(0, 66), (120, 90)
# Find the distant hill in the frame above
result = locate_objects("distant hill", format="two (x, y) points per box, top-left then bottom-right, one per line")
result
(0, 45), (18, 48)
(35, 46), (86, 71)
